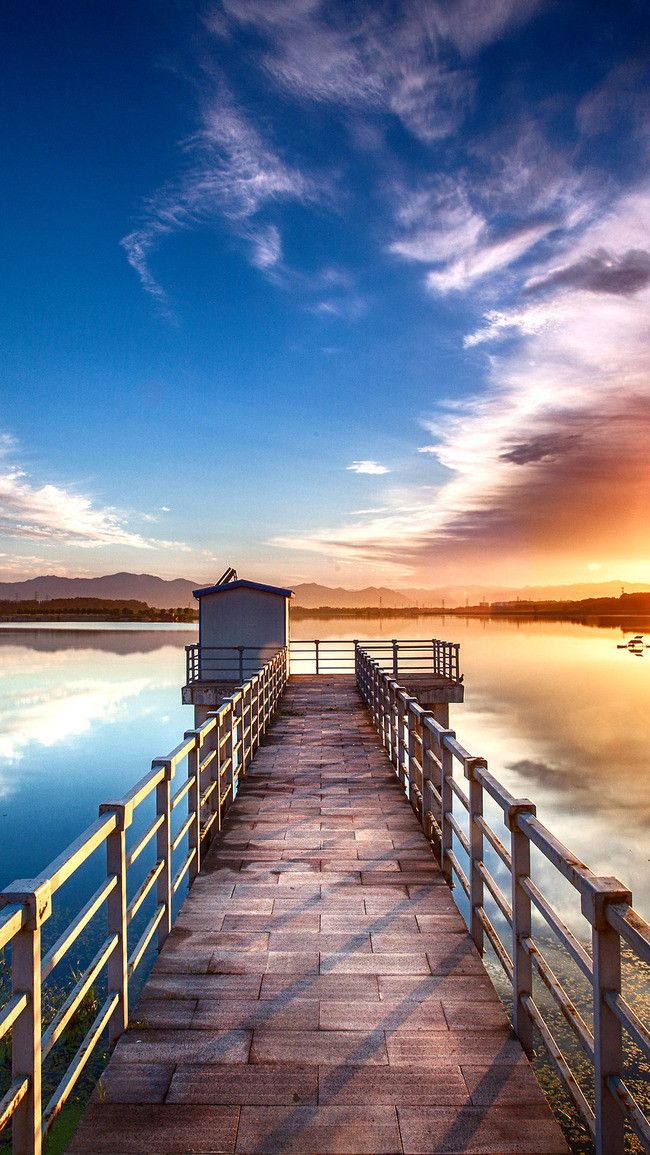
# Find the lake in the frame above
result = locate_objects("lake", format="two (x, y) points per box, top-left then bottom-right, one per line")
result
(0, 616), (647, 1153)
(1, 615), (647, 918)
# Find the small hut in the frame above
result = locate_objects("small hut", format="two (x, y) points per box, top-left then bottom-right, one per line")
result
(182, 568), (293, 721)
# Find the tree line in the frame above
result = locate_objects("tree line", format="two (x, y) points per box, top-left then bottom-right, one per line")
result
(0, 597), (197, 621)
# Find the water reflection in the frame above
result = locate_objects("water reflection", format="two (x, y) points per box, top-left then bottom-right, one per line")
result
(0, 628), (195, 884)
(292, 615), (650, 918)
(1, 619), (648, 919)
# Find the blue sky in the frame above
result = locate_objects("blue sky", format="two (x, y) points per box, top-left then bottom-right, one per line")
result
(2, 1), (649, 587)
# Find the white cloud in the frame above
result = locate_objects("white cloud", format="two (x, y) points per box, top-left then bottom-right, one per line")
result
(274, 181), (650, 580)
(0, 443), (191, 553)
(464, 301), (559, 346)
(346, 460), (390, 475)
(216, 1), (541, 142)
(247, 223), (282, 270)
(122, 89), (316, 301)
(390, 184), (485, 264)
(425, 223), (553, 293)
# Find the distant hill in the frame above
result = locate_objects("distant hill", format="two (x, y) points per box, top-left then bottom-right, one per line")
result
(0, 572), (197, 610)
(1, 573), (648, 612)
(400, 580), (650, 607)
(292, 584), (411, 609)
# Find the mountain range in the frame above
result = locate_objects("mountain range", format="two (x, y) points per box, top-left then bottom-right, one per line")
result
(0, 572), (648, 610)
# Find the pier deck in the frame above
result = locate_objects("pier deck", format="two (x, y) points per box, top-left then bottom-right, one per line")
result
(68, 677), (568, 1154)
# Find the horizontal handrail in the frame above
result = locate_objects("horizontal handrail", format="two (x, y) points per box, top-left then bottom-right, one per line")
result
(355, 643), (649, 1155)
(0, 645), (289, 1155)
(186, 637), (462, 682)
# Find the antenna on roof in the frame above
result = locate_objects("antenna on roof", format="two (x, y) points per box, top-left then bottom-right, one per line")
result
(216, 566), (238, 586)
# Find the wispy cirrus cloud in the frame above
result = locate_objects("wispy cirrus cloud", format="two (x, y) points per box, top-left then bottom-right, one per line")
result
(0, 440), (190, 553)
(275, 181), (650, 582)
(214, 0), (541, 143)
(122, 88), (317, 302)
(425, 222), (554, 294)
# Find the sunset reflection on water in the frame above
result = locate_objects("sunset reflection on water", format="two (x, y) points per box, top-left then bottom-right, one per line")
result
(293, 614), (650, 919)
(0, 618), (648, 919)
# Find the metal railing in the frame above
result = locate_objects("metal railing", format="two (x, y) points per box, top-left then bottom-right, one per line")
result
(356, 645), (650, 1155)
(186, 638), (462, 682)
(185, 643), (282, 684)
(0, 648), (288, 1155)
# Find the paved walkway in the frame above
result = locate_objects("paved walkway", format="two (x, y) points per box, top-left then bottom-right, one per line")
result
(69, 677), (568, 1154)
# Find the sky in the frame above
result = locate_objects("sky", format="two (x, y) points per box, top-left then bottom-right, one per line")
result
(2, 0), (650, 589)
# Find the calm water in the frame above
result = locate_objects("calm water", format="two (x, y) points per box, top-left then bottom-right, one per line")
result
(292, 615), (650, 920)
(0, 617), (648, 918)
(0, 619), (646, 1151)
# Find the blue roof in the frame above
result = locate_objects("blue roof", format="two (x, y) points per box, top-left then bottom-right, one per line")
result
(192, 579), (294, 599)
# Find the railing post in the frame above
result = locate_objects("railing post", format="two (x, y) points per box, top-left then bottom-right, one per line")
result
(581, 876), (632, 1155)
(395, 690), (408, 789)
(232, 694), (243, 791)
(439, 731), (456, 887)
(3, 879), (50, 1155)
(507, 800), (537, 1055)
(382, 673), (391, 751)
(154, 759), (173, 948)
(237, 647), (244, 684)
(419, 712), (435, 839)
(392, 639), (398, 676)
(404, 701), (418, 803)
(98, 802), (132, 1046)
(184, 732), (201, 884)
(222, 702), (235, 815)
(463, 758), (486, 955)
(206, 712), (222, 835)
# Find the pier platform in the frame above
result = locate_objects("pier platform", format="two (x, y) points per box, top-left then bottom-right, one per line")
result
(68, 677), (568, 1154)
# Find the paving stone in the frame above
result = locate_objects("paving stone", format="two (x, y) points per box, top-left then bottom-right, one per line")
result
(143, 973), (262, 1000)
(321, 951), (430, 975)
(114, 1028), (252, 1065)
(131, 998), (197, 1030)
(92, 1060), (175, 1104)
(397, 1104), (569, 1153)
(320, 913), (419, 934)
(385, 1030), (522, 1066)
(68, 1103), (240, 1153)
(260, 972), (381, 1001)
(461, 1062), (552, 1105)
(319, 999), (447, 1032)
(167, 1063), (318, 1105)
(268, 931), (372, 953)
(378, 974), (497, 1002)
(414, 913), (467, 933)
(193, 999), (319, 1030)
(443, 1002), (511, 1031)
(207, 950), (319, 975)
(251, 1028), (389, 1066)
(318, 1064), (469, 1105)
(235, 1104), (401, 1153)
(221, 913), (321, 932)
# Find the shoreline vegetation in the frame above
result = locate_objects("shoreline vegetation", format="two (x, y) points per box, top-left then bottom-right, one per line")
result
(0, 592), (648, 627)
(293, 590), (650, 625)
(0, 597), (197, 623)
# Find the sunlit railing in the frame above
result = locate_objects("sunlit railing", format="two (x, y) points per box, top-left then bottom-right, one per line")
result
(186, 637), (462, 682)
(356, 644), (650, 1155)
(0, 648), (288, 1155)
